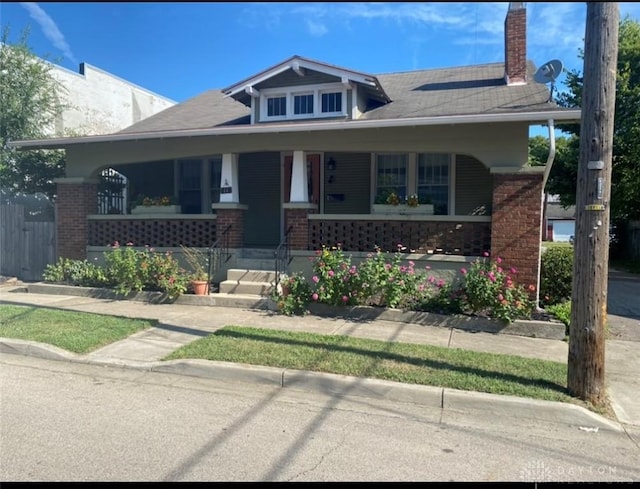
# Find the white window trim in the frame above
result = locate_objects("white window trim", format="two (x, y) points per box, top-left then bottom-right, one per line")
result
(264, 93), (288, 121)
(372, 152), (454, 214)
(260, 83), (347, 122)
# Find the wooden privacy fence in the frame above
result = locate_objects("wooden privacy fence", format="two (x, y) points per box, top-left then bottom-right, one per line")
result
(1, 204), (56, 281)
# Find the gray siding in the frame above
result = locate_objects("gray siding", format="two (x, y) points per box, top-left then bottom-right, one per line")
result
(324, 152), (371, 214)
(256, 68), (340, 90)
(454, 154), (493, 215)
(239, 152), (281, 247)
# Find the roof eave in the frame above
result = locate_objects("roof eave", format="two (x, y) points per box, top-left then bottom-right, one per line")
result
(8, 109), (582, 150)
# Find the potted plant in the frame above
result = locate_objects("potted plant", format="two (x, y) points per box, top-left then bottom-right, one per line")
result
(179, 245), (210, 295)
(372, 191), (434, 215)
(131, 195), (181, 214)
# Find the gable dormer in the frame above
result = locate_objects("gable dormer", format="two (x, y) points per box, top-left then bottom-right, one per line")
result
(221, 55), (391, 124)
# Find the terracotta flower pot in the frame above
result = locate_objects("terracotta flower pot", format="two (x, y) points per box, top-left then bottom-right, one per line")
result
(191, 280), (209, 295)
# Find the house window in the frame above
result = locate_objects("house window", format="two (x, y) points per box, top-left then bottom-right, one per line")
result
(178, 159), (203, 214)
(375, 154), (407, 202)
(260, 83), (346, 121)
(267, 96), (287, 117)
(209, 156), (223, 205)
(373, 152), (452, 214)
(417, 153), (450, 215)
(321, 92), (342, 113)
(294, 93), (314, 115)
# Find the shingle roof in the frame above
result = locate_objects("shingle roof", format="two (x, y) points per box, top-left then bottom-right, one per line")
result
(118, 60), (562, 135)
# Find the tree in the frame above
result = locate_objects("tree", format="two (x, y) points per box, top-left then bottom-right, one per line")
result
(0, 25), (66, 199)
(528, 133), (578, 205)
(554, 16), (640, 223)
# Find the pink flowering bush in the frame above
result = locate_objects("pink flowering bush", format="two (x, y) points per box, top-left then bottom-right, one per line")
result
(272, 272), (312, 316)
(43, 242), (189, 300)
(309, 245), (360, 306)
(357, 245), (432, 308)
(454, 254), (534, 323)
(272, 245), (535, 323)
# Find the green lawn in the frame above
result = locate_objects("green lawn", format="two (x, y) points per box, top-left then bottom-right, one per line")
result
(164, 325), (574, 404)
(1, 305), (597, 411)
(0, 305), (156, 354)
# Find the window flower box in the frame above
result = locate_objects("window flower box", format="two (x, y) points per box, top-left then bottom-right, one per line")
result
(372, 204), (434, 215)
(131, 205), (182, 215)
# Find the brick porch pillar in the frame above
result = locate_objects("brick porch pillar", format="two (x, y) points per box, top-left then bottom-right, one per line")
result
(284, 204), (317, 250)
(211, 203), (248, 248)
(491, 168), (544, 299)
(55, 177), (99, 260)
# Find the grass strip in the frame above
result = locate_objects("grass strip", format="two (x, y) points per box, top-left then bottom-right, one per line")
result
(0, 305), (156, 354)
(165, 326), (572, 403)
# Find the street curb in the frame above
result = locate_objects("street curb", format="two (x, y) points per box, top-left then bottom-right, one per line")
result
(0, 338), (623, 432)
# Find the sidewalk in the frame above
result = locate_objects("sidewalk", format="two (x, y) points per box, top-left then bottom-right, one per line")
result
(1, 285), (638, 432)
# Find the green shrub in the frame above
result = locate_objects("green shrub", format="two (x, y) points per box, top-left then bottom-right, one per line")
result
(43, 257), (110, 287)
(43, 244), (189, 300)
(103, 242), (188, 299)
(273, 272), (312, 316)
(356, 245), (427, 309)
(455, 254), (535, 323)
(309, 245), (361, 306)
(547, 300), (571, 328)
(540, 247), (574, 306)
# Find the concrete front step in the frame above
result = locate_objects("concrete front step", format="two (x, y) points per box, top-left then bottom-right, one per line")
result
(218, 280), (274, 296)
(218, 268), (277, 296)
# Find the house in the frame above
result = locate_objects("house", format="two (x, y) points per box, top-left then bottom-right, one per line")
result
(8, 3), (581, 300)
(545, 195), (576, 242)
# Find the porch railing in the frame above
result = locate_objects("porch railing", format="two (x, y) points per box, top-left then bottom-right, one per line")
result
(274, 225), (294, 288)
(307, 216), (491, 256)
(208, 223), (232, 288)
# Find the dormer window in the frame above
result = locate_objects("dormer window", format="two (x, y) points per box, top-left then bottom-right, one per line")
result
(321, 91), (342, 114)
(293, 93), (314, 115)
(260, 83), (347, 122)
(267, 95), (287, 118)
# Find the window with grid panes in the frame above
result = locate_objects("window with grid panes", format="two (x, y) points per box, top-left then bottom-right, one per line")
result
(293, 93), (314, 115)
(267, 96), (287, 117)
(321, 91), (342, 114)
(178, 159), (202, 214)
(375, 154), (407, 202)
(417, 153), (450, 215)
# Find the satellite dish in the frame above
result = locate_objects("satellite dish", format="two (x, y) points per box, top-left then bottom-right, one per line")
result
(534, 59), (564, 102)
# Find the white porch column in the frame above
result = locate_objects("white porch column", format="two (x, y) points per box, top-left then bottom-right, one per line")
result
(220, 153), (240, 203)
(290, 150), (309, 203)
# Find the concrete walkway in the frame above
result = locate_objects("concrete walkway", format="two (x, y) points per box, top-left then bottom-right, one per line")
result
(1, 284), (638, 433)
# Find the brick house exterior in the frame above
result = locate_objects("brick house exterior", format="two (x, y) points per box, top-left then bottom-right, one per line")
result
(9, 3), (580, 300)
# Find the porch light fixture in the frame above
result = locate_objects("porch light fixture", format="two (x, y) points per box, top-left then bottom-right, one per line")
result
(327, 157), (336, 171)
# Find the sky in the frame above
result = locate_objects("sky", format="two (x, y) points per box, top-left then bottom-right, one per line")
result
(2, 2), (640, 136)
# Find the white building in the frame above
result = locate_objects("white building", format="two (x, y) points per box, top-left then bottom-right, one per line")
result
(49, 62), (176, 137)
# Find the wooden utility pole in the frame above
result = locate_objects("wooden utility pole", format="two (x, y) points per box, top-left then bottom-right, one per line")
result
(567, 2), (619, 405)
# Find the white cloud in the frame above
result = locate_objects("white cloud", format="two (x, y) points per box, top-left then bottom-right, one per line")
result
(306, 20), (328, 37)
(20, 2), (78, 63)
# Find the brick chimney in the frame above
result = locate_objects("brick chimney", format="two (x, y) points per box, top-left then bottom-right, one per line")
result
(504, 2), (527, 85)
